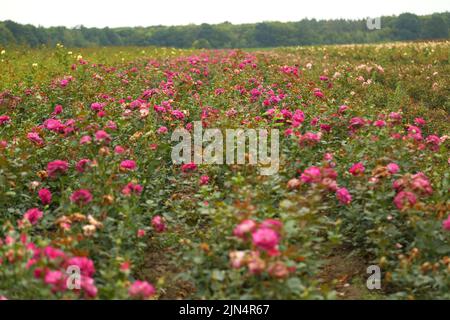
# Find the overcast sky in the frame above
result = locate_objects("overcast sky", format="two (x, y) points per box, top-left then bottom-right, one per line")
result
(1, 0), (449, 28)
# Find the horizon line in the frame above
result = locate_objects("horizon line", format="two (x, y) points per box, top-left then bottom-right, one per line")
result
(2, 11), (449, 29)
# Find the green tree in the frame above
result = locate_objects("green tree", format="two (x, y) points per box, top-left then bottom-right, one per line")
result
(394, 13), (421, 40)
(422, 14), (449, 39)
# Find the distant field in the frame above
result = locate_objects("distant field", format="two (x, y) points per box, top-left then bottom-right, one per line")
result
(0, 42), (449, 299)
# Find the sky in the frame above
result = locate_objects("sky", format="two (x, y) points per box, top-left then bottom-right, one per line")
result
(1, 0), (449, 28)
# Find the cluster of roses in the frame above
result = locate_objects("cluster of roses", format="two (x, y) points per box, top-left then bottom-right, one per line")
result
(287, 154), (352, 206)
(229, 219), (294, 278)
(392, 172), (433, 211)
(0, 233), (98, 298)
(404, 125), (443, 152)
(264, 107), (325, 147)
(0, 233), (157, 300)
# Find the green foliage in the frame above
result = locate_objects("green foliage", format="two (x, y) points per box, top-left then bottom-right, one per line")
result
(0, 12), (449, 48)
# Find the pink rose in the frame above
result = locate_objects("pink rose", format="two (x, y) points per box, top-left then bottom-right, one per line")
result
(65, 256), (95, 277)
(151, 215), (166, 233)
(70, 189), (93, 205)
(252, 227), (279, 252)
(27, 132), (44, 145)
(157, 126), (168, 134)
(38, 188), (52, 205)
(442, 216), (450, 231)
(128, 280), (155, 299)
(137, 229), (146, 237)
(349, 162), (365, 176)
(122, 182), (143, 196)
(90, 102), (105, 111)
(47, 160), (69, 177)
(0, 115), (11, 125)
(199, 175), (210, 185)
(394, 191), (417, 210)
(114, 145), (125, 154)
(181, 163), (197, 172)
(44, 270), (66, 291)
(386, 163), (400, 174)
(233, 219), (257, 239)
(336, 187), (352, 205)
(80, 135), (92, 145)
(75, 159), (92, 173)
(53, 105), (63, 115)
(120, 160), (137, 170)
(95, 130), (111, 143)
(24, 208), (43, 225)
(300, 166), (322, 183)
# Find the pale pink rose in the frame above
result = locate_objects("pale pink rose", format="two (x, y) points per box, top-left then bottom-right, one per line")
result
(129, 281), (155, 299)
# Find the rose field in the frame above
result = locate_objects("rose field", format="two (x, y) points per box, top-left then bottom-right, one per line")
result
(0, 42), (449, 300)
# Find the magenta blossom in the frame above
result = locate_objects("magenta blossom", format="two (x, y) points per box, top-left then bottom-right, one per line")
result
(90, 102), (105, 111)
(80, 135), (92, 145)
(114, 145), (125, 154)
(75, 159), (92, 173)
(181, 163), (197, 172)
(348, 117), (366, 130)
(27, 132), (44, 145)
(299, 132), (321, 146)
(65, 256), (95, 277)
(151, 215), (166, 233)
(157, 126), (168, 134)
(70, 189), (93, 205)
(0, 115), (11, 125)
(233, 219), (257, 239)
(137, 229), (146, 237)
(443, 216), (450, 231)
(410, 172), (433, 195)
(47, 160), (69, 177)
(53, 105), (63, 115)
(44, 270), (66, 292)
(120, 160), (137, 171)
(80, 276), (98, 298)
(252, 227), (279, 254)
(336, 188), (352, 205)
(128, 280), (155, 299)
(349, 162), (365, 176)
(43, 246), (66, 260)
(38, 188), (52, 205)
(24, 208), (43, 225)
(394, 191), (417, 210)
(338, 105), (348, 113)
(389, 112), (402, 123)
(122, 182), (143, 196)
(44, 119), (64, 132)
(414, 117), (426, 126)
(95, 130), (111, 143)
(386, 163), (400, 174)
(373, 120), (386, 127)
(199, 175), (210, 185)
(300, 166), (322, 183)
(313, 89), (324, 99)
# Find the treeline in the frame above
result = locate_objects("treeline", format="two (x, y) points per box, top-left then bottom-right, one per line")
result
(1, 12), (449, 48)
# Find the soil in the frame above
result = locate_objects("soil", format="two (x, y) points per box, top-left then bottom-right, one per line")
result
(319, 249), (383, 300)
(137, 245), (195, 300)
